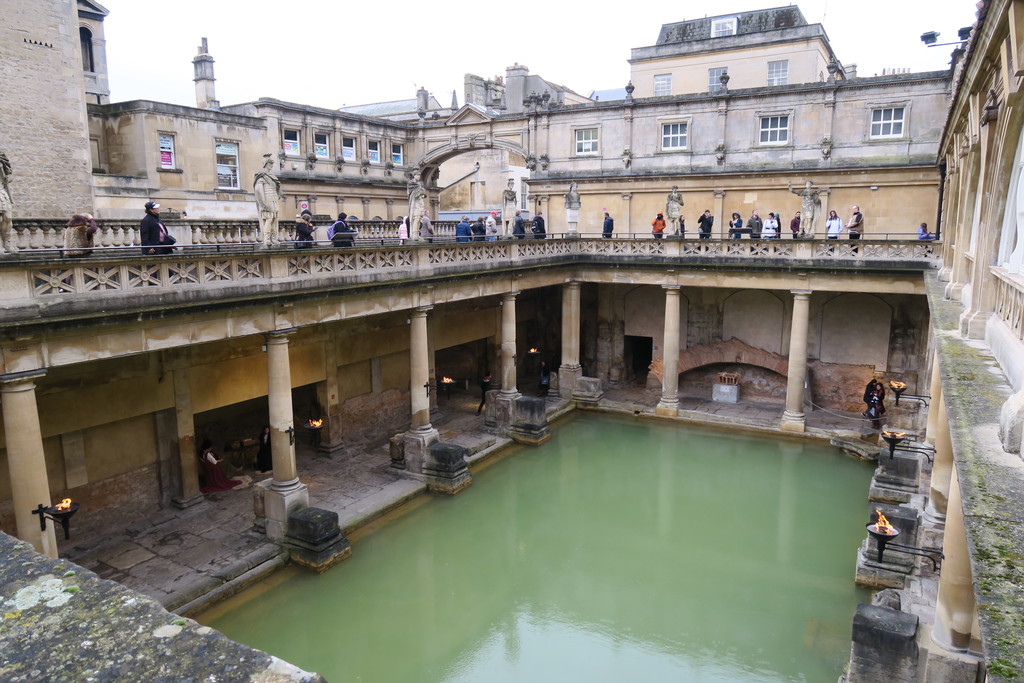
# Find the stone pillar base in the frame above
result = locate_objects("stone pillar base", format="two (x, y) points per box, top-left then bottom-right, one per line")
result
(923, 503), (947, 529)
(923, 648), (983, 680)
(869, 451), (922, 505)
(285, 507), (352, 573)
(487, 393), (515, 430)
(171, 493), (205, 510)
(557, 365), (582, 399)
(780, 410), (806, 432)
(944, 281), (964, 300)
(572, 377), (605, 406)
(256, 479), (310, 541)
(654, 401), (678, 417)
(958, 310), (991, 340)
(846, 603), (920, 681)
(401, 428), (440, 475)
(423, 442), (473, 495)
(510, 396), (551, 446)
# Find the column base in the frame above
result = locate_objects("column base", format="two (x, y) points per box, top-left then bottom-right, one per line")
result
(779, 411), (806, 432)
(944, 281), (964, 301)
(923, 503), (947, 529)
(171, 493), (205, 509)
(401, 427), (440, 475)
(655, 400), (678, 417)
(557, 364), (582, 399)
(959, 310), (992, 340)
(256, 479), (309, 541)
(509, 396), (551, 446)
(423, 442), (473, 495)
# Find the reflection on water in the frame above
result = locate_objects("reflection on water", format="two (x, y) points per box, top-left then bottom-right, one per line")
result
(200, 414), (872, 682)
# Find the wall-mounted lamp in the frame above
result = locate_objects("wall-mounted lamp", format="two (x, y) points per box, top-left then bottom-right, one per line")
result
(920, 27), (973, 47)
(866, 510), (943, 571)
(31, 499), (80, 540)
(888, 380), (930, 406)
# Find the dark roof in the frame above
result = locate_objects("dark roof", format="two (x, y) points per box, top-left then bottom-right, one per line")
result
(657, 5), (807, 44)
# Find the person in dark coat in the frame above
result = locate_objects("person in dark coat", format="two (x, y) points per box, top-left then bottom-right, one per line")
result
(697, 210), (714, 239)
(602, 212), (614, 238)
(532, 212), (546, 239)
(140, 201), (174, 255)
(455, 216), (472, 243)
(512, 211), (526, 239)
(294, 210), (315, 248)
(477, 374), (491, 415)
(470, 216), (486, 242)
(199, 439), (241, 493)
(256, 426), (272, 473)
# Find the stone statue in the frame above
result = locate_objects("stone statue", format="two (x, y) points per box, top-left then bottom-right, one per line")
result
(0, 151), (16, 254)
(254, 153), (282, 246)
(502, 178), (517, 234)
(564, 181), (581, 210)
(788, 180), (822, 238)
(408, 177), (427, 238)
(666, 185), (683, 225)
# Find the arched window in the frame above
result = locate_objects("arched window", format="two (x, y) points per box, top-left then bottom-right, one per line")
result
(80, 26), (94, 72)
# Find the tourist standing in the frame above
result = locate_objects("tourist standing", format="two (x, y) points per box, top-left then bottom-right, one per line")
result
(729, 212), (744, 239)
(141, 201), (174, 255)
(419, 212), (433, 241)
(847, 205), (864, 240)
(471, 216), (486, 241)
(294, 210), (315, 248)
(603, 212), (614, 238)
(538, 361), (550, 397)
(762, 212), (779, 238)
(651, 213), (666, 239)
(532, 212), (546, 239)
(477, 374), (491, 415)
(697, 209), (714, 239)
(64, 212), (98, 257)
(485, 212), (499, 241)
(256, 426), (272, 473)
(790, 211), (801, 238)
(455, 216), (472, 243)
(747, 210), (763, 239)
(825, 210), (844, 239)
(513, 211), (526, 239)
(397, 216), (408, 242)
(918, 223), (936, 240)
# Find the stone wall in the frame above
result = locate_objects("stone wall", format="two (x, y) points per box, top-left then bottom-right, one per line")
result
(0, 0), (93, 217)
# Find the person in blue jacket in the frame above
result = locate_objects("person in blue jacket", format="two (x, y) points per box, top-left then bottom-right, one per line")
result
(455, 216), (472, 243)
(602, 212), (614, 238)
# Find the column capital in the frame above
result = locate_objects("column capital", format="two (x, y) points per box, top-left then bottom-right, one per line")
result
(713, 189), (726, 198)
(360, 197), (371, 205)
(385, 198), (395, 205)
(412, 305), (433, 317)
(621, 192), (633, 201)
(0, 369), (47, 388)
(501, 291), (520, 302)
(790, 289), (812, 298)
(662, 284), (681, 292)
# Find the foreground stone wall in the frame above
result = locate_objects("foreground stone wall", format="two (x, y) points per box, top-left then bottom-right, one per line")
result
(0, 531), (324, 682)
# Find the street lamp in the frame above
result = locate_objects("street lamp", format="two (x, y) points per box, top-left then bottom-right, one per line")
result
(920, 27), (973, 47)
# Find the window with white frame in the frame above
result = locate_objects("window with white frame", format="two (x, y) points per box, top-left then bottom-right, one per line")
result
(314, 133), (330, 158)
(708, 67), (728, 93)
(575, 128), (599, 155)
(158, 134), (175, 169)
(283, 129), (300, 155)
(759, 115), (789, 145)
(391, 143), (404, 165)
(662, 122), (688, 150)
(342, 137), (356, 160)
(767, 60), (789, 86)
(368, 140), (381, 163)
(870, 107), (905, 138)
(711, 17), (737, 37)
(215, 141), (239, 189)
(654, 74), (672, 97)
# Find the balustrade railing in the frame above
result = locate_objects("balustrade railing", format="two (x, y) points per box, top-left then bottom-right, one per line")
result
(992, 268), (1024, 341)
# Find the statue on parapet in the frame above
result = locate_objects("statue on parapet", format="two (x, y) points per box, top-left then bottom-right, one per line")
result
(788, 180), (822, 238)
(666, 185), (684, 232)
(502, 178), (517, 235)
(254, 153), (282, 246)
(0, 152), (16, 254)
(408, 177), (427, 239)
(564, 181), (581, 210)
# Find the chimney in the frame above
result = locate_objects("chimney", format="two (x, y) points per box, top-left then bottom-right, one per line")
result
(844, 63), (858, 79)
(193, 38), (219, 110)
(416, 86), (430, 113)
(504, 63), (529, 114)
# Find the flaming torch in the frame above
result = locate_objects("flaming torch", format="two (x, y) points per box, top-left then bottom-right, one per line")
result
(866, 510), (901, 562)
(31, 498), (80, 540)
(880, 430), (907, 458)
(441, 376), (455, 399)
(305, 418), (324, 450)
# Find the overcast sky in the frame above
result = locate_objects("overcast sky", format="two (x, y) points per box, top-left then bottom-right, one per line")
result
(99, 0), (978, 110)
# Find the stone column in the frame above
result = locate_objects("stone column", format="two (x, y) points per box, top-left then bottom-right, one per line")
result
(410, 306), (434, 431)
(781, 290), (811, 432)
(712, 190), (725, 238)
(171, 367), (203, 508)
(1, 371), (58, 557)
(559, 281), (582, 398)
(925, 353), (943, 445)
(499, 292), (520, 399)
(262, 330), (309, 540)
(932, 468), (977, 652)
(656, 286), (681, 416)
(317, 336), (343, 454)
(926, 396), (953, 526)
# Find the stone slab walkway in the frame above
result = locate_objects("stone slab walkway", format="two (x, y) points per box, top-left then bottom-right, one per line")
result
(58, 383), (882, 616)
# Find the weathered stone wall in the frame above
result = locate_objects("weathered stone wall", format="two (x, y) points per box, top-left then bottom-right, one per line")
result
(0, 531), (324, 682)
(0, 0), (93, 217)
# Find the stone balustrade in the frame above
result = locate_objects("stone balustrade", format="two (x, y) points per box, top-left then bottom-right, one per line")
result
(992, 267), (1024, 341)
(0, 236), (940, 304)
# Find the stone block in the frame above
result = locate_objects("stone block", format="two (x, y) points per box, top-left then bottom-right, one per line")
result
(869, 452), (921, 505)
(261, 483), (310, 541)
(423, 442), (472, 495)
(402, 428), (439, 475)
(285, 506), (351, 573)
(846, 603), (919, 682)
(485, 390), (512, 429)
(572, 376), (604, 406)
(389, 433), (406, 470)
(510, 396), (551, 446)
(712, 383), (739, 403)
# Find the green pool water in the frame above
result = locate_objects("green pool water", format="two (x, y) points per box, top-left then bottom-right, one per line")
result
(199, 413), (872, 682)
